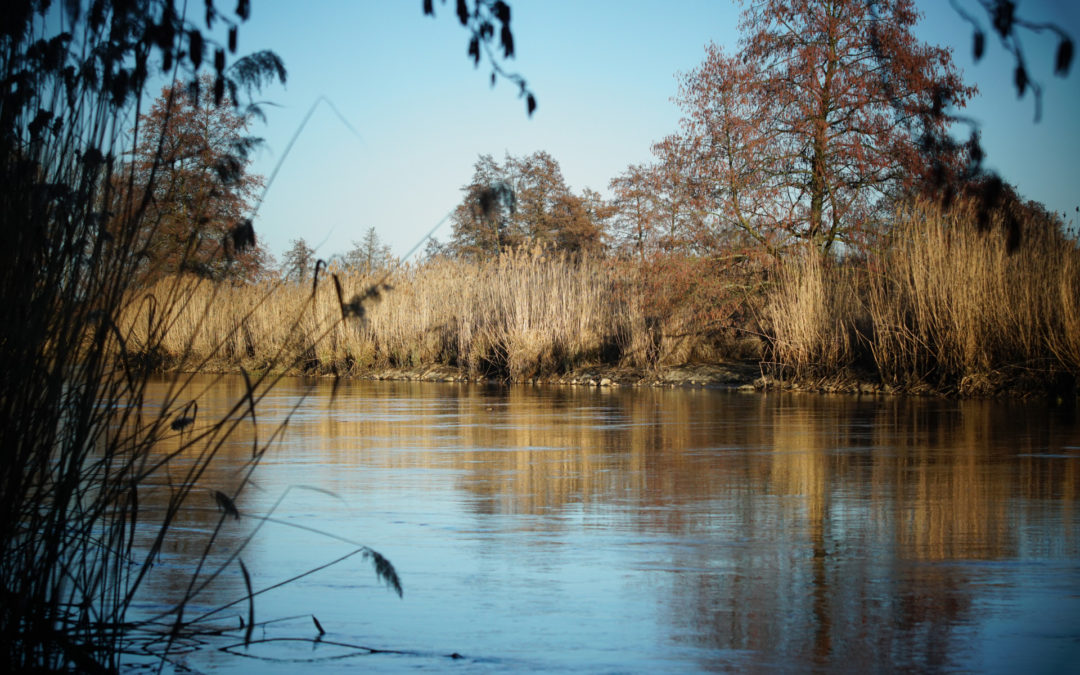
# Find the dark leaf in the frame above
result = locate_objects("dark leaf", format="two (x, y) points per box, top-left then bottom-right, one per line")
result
(214, 47), (226, 75)
(215, 490), (241, 519)
(228, 26), (237, 53)
(236, 0), (251, 21)
(526, 93), (537, 116)
(967, 131), (983, 168)
(931, 85), (946, 116)
(1014, 64), (1027, 97)
(231, 219), (256, 252)
(492, 0), (510, 24)
(312, 615), (325, 635)
(171, 400), (197, 432)
(214, 74), (225, 106)
(109, 68), (129, 106)
(239, 559), (254, 647)
(456, 0), (469, 26)
(89, 0), (105, 30)
(189, 30), (204, 69)
(1056, 38), (1073, 77)
(992, 0), (1015, 39)
(973, 30), (984, 62)
(468, 36), (480, 66)
(423, 0), (433, 16)
(148, 19), (174, 50)
(63, 0), (80, 23)
(28, 109), (53, 139)
(170, 415), (194, 431)
(500, 24), (514, 58)
(205, 0), (215, 28)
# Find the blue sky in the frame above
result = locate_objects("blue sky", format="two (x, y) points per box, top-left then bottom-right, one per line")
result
(228, 1), (1080, 261)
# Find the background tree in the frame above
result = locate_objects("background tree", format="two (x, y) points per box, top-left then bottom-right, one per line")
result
(126, 76), (271, 282)
(449, 151), (606, 257)
(344, 226), (395, 274)
(675, 0), (975, 255)
(565, 187), (613, 253)
(449, 155), (511, 255)
(647, 135), (708, 253)
(609, 163), (658, 261)
(280, 237), (315, 282)
(608, 138), (713, 259)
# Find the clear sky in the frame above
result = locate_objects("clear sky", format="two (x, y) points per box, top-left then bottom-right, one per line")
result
(227, 1), (1080, 262)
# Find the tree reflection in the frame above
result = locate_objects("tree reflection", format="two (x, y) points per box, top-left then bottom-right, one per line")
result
(150, 376), (1079, 669)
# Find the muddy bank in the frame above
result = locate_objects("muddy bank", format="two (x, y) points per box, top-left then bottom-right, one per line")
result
(150, 353), (1074, 400)
(359, 361), (889, 394)
(356, 362), (1074, 401)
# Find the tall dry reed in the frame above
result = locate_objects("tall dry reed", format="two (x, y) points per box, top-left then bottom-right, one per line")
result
(0, 4), (400, 671)
(767, 198), (1080, 392)
(764, 248), (868, 379)
(120, 247), (761, 379)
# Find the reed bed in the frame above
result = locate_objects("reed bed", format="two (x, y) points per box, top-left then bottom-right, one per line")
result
(125, 199), (1079, 397)
(119, 247), (759, 380)
(764, 248), (868, 380)
(766, 199), (1080, 393)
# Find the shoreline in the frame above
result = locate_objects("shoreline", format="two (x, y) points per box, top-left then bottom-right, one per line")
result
(161, 358), (1076, 401)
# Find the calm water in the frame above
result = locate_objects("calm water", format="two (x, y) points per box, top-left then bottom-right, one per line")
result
(128, 375), (1080, 673)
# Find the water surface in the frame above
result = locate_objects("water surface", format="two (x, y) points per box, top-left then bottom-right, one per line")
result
(129, 376), (1080, 672)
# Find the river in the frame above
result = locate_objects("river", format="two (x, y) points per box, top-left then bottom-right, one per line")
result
(125, 375), (1080, 673)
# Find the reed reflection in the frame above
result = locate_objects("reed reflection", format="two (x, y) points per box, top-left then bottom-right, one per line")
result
(131, 376), (278, 616)
(137, 375), (1079, 670)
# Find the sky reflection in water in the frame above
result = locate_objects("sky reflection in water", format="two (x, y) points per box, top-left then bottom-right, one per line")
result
(131, 376), (1080, 673)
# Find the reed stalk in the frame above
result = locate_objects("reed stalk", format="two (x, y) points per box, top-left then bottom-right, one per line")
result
(767, 198), (1080, 393)
(0, 3), (401, 670)
(119, 248), (764, 380)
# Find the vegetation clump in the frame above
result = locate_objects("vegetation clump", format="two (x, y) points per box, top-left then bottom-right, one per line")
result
(121, 0), (1077, 398)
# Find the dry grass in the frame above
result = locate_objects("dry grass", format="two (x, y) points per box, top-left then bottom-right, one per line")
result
(119, 247), (760, 380)
(767, 198), (1080, 393)
(124, 200), (1079, 396)
(764, 248), (867, 379)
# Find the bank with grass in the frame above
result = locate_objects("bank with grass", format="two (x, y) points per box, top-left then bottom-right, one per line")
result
(119, 200), (1080, 399)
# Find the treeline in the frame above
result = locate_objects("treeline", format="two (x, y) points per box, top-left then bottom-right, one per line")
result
(118, 195), (1080, 395)
(117, 0), (1079, 396)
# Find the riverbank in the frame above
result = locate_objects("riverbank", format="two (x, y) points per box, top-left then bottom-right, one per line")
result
(153, 353), (1076, 402)
(117, 200), (1079, 401)
(361, 363), (1074, 400)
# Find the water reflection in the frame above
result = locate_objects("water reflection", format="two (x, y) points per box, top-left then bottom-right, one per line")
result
(136, 376), (1080, 672)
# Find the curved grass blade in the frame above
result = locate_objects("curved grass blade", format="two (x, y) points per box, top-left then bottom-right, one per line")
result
(239, 559), (254, 647)
(215, 490), (241, 519)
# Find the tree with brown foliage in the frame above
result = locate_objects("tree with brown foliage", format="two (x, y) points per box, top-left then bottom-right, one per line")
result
(609, 134), (728, 258)
(449, 151), (606, 257)
(675, 0), (976, 255)
(609, 163), (658, 262)
(123, 77), (270, 282)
